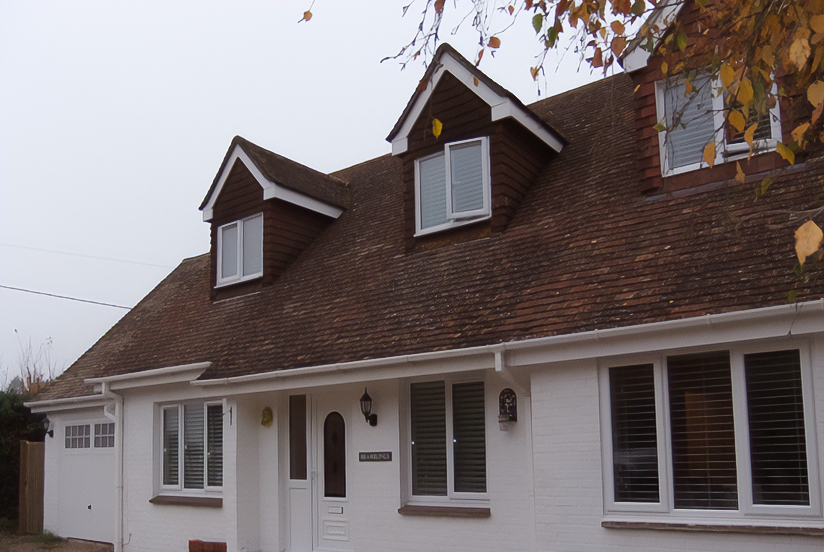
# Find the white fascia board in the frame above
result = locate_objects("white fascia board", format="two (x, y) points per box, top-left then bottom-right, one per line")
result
(620, 0), (685, 73)
(506, 300), (824, 368)
(202, 146), (343, 221)
(25, 394), (112, 414)
(190, 300), (823, 395)
(84, 361), (211, 391)
(391, 53), (563, 154)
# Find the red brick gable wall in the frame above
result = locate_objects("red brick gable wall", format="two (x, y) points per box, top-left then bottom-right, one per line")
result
(209, 160), (333, 299)
(401, 71), (554, 251)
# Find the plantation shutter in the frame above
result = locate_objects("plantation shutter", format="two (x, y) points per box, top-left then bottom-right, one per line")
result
(183, 404), (205, 489)
(448, 140), (484, 218)
(452, 381), (486, 493)
(220, 223), (239, 280)
(667, 352), (738, 510)
(241, 214), (263, 277)
(206, 404), (223, 487)
(744, 350), (809, 505)
(664, 78), (715, 170)
(163, 407), (179, 486)
(418, 153), (447, 230)
(609, 364), (660, 503)
(410, 381), (447, 496)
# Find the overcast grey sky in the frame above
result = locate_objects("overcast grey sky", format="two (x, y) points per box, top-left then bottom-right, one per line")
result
(0, 0), (601, 383)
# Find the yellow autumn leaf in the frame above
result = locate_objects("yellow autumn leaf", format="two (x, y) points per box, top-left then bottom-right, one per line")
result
(488, 36), (501, 49)
(794, 220), (824, 265)
(611, 35), (627, 56)
(702, 141), (716, 167)
(729, 110), (746, 133)
(792, 122), (810, 143)
(530, 66), (540, 80)
(812, 14), (824, 35)
(660, 60), (668, 75)
(302, 10), (312, 21)
(789, 36), (812, 69)
(776, 142), (795, 164)
(808, 80), (824, 107)
(735, 161), (745, 183)
(720, 63), (735, 89)
(736, 77), (753, 106)
(744, 123), (757, 147)
(760, 44), (775, 66)
(434, 0), (445, 14)
(432, 118), (443, 139)
(611, 20), (625, 35)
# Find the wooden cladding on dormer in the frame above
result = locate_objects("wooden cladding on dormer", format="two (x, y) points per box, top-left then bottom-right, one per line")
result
(400, 71), (555, 251)
(209, 160), (334, 300)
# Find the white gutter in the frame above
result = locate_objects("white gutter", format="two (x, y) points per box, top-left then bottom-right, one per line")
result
(100, 382), (124, 552)
(25, 394), (112, 413)
(85, 362), (211, 391)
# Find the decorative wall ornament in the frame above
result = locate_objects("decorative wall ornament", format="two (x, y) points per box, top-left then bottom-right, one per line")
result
(498, 388), (517, 430)
(261, 406), (273, 428)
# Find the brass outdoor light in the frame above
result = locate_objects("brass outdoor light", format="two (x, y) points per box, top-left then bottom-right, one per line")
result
(359, 388), (378, 426)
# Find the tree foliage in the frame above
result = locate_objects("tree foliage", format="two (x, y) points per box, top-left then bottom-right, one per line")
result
(0, 390), (45, 521)
(374, 0), (824, 266)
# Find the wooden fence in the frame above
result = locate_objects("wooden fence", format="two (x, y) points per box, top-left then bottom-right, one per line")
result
(18, 440), (44, 535)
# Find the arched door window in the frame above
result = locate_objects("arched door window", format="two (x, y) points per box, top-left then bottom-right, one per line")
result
(323, 412), (346, 497)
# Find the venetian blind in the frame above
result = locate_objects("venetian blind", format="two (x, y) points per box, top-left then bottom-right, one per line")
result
(744, 349), (809, 506)
(418, 154), (448, 230)
(242, 214), (263, 277)
(667, 352), (738, 510)
(609, 364), (660, 503)
(206, 404), (223, 487)
(183, 404), (205, 489)
(410, 381), (447, 496)
(163, 408), (179, 486)
(448, 141), (484, 217)
(452, 381), (487, 493)
(220, 223), (239, 279)
(664, 78), (716, 170)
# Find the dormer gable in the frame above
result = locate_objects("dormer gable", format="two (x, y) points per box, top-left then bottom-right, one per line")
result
(387, 44), (566, 249)
(200, 136), (349, 298)
(619, 0), (790, 195)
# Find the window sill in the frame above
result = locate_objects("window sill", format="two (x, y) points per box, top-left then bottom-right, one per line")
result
(601, 520), (824, 537)
(149, 495), (222, 508)
(398, 504), (490, 518)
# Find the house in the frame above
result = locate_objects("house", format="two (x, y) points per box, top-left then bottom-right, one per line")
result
(27, 5), (824, 551)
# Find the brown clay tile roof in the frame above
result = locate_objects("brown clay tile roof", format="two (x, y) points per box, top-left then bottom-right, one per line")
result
(200, 135), (350, 212)
(38, 72), (823, 401)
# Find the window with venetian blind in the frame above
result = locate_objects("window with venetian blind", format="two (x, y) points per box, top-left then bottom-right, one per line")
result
(216, 213), (263, 286)
(414, 137), (490, 236)
(604, 348), (816, 519)
(409, 380), (487, 499)
(162, 402), (223, 490)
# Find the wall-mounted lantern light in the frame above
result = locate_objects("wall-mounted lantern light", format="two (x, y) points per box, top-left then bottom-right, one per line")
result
(42, 416), (54, 438)
(498, 388), (517, 431)
(359, 388), (378, 426)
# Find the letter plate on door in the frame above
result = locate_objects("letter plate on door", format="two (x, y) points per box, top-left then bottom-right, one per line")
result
(327, 506), (343, 514)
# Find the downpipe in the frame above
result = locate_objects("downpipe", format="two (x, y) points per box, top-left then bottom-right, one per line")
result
(101, 382), (124, 552)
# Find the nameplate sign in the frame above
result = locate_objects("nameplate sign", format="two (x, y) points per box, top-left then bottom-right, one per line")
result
(359, 451), (392, 462)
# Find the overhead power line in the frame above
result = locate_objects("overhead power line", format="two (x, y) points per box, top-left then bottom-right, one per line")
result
(0, 284), (132, 310)
(0, 242), (173, 269)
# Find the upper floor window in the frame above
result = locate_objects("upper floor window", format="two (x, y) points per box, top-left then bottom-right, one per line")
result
(655, 76), (781, 177)
(415, 137), (490, 236)
(217, 213), (263, 286)
(602, 346), (820, 521)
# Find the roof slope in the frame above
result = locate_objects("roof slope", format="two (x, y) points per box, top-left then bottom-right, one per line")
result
(39, 73), (823, 400)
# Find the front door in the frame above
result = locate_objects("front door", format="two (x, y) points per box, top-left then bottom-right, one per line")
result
(314, 393), (351, 551)
(287, 393), (351, 551)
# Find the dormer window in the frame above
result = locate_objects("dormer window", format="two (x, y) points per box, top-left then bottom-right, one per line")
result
(655, 76), (781, 177)
(217, 213), (263, 286)
(415, 137), (491, 236)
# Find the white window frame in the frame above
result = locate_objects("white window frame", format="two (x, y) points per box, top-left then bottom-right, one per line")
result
(403, 376), (489, 507)
(93, 422), (115, 448)
(64, 424), (91, 449)
(599, 343), (822, 525)
(159, 400), (224, 494)
(216, 213), (263, 287)
(654, 77), (782, 177)
(414, 137), (491, 236)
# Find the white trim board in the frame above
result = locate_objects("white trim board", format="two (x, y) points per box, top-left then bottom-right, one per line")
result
(390, 52), (564, 155)
(201, 145), (344, 221)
